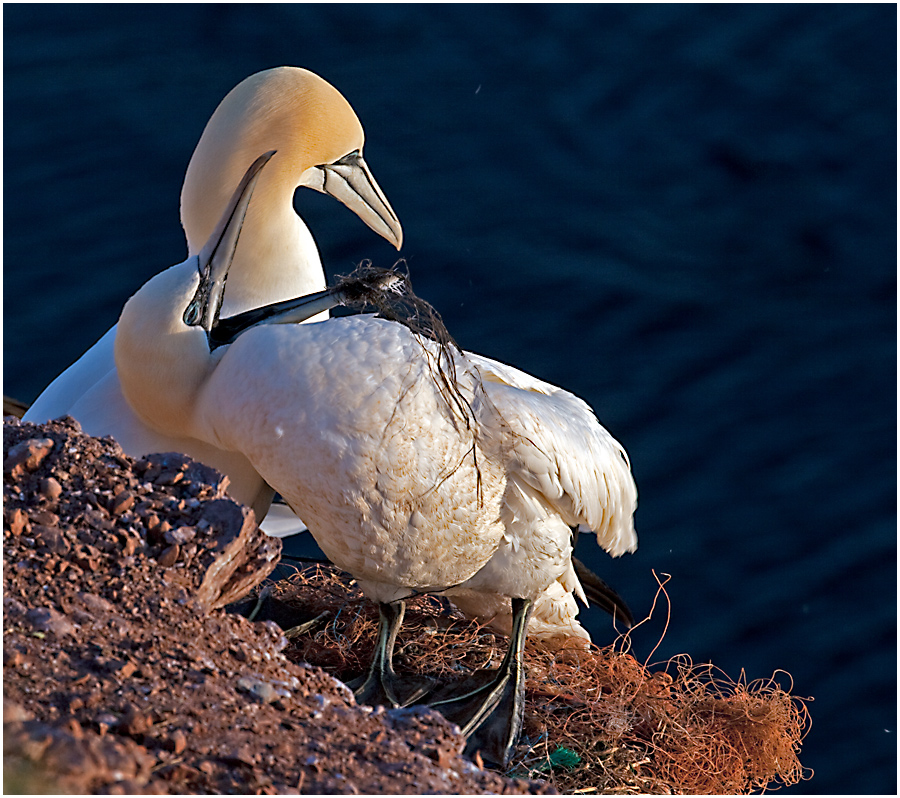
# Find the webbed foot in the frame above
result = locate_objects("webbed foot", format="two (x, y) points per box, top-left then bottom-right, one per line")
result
(429, 597), (533, 767)
(348, 600), (436, 708)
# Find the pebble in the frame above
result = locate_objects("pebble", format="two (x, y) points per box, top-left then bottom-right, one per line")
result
(84, 508), (114, 532)
(30, 509), (59, 527)
(4, 597), (28, 621)
(24, 606), (77, 637)
(157, 545), (180, 567)
(76, 592), (115, 615)
(118, 660), (138, 679)
(32, 524), (69, 555)
(171, 729), (187, 755)
(96, 711), (119, 729)
(39, 477), (63, 501)
(121, 534), (141, 557)
(3, 437), (54, 476)
(121, 703), (152, 735)
(237, 676), (279, 704)
(7, 508), (29, 536)
(157, 470), (184, 486)
(110, 490), (135, 515)
(164, 526), (196, 545)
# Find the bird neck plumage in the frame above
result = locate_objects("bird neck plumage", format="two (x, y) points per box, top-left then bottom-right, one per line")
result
(222, 181), (327, 317)
(114, 264), (215, 441)
(182, 161), (327, 317)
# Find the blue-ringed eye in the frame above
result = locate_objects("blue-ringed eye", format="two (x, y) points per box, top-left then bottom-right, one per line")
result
(183, 299), (202, 326)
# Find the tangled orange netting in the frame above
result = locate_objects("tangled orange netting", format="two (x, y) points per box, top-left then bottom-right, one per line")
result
(259, 564), (812, 794)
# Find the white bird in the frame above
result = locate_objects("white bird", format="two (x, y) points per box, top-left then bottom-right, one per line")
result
(444, 530), (634, 650)
(18, 65), (620, 654)
(23, 66), (402, 520)
(114, 153), (638, 766)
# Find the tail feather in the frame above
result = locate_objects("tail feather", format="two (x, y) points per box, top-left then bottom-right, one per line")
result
(572, 556), (634, 628)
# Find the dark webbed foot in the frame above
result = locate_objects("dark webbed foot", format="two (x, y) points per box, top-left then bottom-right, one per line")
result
(426, 667), (510, 734)
(350, 665), (435, 709)
(429, 597), (533, 767)
(348, 600), (436, 708)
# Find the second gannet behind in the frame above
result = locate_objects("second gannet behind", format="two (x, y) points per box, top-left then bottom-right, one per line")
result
(23, 66), (402, 518)
(181, 66), (401, 317)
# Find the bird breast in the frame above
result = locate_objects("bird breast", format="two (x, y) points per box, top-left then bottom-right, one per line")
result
(197, 315), (507, 596)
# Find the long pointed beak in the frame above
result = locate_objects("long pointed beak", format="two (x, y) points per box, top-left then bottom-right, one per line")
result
(300, 150), (403, 250)
(209, 270), (403, 349)
(192, 150), (275, 332)
(209, 288), (342, 347)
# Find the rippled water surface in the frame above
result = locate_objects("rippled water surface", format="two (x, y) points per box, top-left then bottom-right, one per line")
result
(4, 6), (895, 793)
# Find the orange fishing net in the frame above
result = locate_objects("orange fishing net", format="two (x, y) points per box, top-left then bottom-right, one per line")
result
(265, 564), (811, 794)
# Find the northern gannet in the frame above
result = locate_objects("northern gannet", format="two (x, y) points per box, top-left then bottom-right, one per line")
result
(18, 64), (615, 655)
(23, 66), (401, 520)
(115, 154), (638, 766)
(116, 151), (507, 710)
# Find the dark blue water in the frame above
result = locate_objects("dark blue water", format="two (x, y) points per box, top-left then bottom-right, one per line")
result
(4, 6), (895, 793)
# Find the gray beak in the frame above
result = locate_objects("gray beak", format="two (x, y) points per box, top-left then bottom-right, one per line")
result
(187, 150), (275, 333)
(301, 149), (403, 249)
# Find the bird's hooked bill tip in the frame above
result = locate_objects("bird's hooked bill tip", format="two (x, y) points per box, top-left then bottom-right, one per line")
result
(303, 151), (403, 251)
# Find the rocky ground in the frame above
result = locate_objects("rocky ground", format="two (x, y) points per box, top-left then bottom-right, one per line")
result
(3, 416), (552, 794)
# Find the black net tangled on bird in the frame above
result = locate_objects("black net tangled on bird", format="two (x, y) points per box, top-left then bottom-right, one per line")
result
(331, 261), (478, 429)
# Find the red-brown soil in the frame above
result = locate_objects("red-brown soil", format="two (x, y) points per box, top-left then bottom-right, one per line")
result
(3, 416), (552, 795)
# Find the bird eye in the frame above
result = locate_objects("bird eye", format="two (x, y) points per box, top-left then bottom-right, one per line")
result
(183, 300), (202, 326)
(337, 149), (361, 165)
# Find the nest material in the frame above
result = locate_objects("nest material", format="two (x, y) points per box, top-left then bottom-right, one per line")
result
(334, 261), (480, 432)
(263, 563), (812, 795)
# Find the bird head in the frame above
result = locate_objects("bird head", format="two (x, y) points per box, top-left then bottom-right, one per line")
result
(181, 66), (402, 262)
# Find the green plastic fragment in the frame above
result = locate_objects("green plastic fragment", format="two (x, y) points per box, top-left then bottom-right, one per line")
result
(532, 745), (582, 773)
(549, 746), (581, 771)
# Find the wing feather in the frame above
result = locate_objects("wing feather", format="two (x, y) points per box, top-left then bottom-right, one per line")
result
(467, 352), (638, 558)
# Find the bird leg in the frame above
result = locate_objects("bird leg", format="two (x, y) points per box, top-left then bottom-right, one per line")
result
(429, 597), (534, 767)
(348, 600), (435, 709)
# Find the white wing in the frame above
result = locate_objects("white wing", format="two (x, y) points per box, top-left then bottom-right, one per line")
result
(260, 501), (310, 538)
(468, 352), (638, 558)
(24, 327), (118, 423)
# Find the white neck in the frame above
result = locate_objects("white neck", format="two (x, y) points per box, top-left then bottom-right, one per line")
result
(114, 262), (214, 439)
(182, 150), (326, 316)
